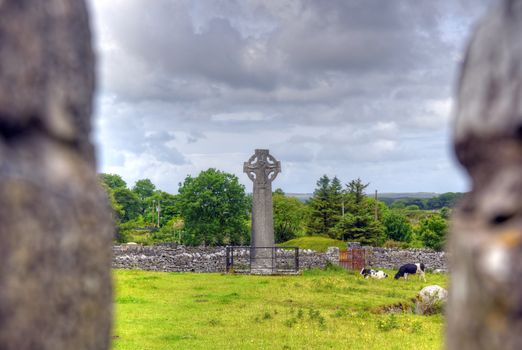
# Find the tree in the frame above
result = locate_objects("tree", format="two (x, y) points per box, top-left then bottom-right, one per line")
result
(333, 178), (385, 246)
(178, 168), (249, 246)
(383, 210), (413, 242)
(307, 175), (343, 237)
(142, 190), (180, 227)
(417, 215), (448, 251)
(98, 173), (127, 190)
(132, 179), (156, 202)
(113, 188), (141, 222)
(307, 175), (331, 236)
(333, 212), (384, 246)
(273, 193), (308, 243)
(329, 176), (343, 222)
(155, 190), (180, 227)
(132, 179), (156, 216)
(98, 180), (124, 221)
(346, 178), (369, 205)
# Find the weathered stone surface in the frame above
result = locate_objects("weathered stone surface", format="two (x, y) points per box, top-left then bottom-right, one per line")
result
(448, 1), (522, 349)
(243, 149), (281, 273)
(415, 285), (447, 315)
(0, 1), (112, 349)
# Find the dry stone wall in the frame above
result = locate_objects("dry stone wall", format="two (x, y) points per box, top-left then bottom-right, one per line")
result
(113, 245), (339, 272)
(365, 248), (447, 271)
(112, 245), (445, 272)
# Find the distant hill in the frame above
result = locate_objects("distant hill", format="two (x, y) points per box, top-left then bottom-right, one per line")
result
(286, 192), (439, 202)
(376, 192), (439, 199)
(285, 193), (313, 202)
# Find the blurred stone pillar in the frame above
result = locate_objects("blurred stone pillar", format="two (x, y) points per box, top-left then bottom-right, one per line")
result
(0, 1), (113, 349)
(447, 1), (522, 349)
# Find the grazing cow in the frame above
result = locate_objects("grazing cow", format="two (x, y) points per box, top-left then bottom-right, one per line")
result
(360, 268), (389, 279)
(394, 263), (426, 281)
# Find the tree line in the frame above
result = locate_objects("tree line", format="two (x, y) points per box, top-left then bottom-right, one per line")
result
(381, 192), (463, 210)
(99, 170), (455, 251)
(302, 175), (450, 250)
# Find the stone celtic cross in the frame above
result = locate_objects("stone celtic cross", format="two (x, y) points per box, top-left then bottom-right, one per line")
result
(243, 149), (281, 189)
(243, 149), (281, 273)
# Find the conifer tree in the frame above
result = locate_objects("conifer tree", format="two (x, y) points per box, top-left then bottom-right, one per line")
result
(307, 175), (344, 237)
(333, 178), (385, 246)
(307, 175), (331, 236)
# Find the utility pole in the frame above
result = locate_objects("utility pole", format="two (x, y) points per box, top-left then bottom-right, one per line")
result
(157, 201), (161, 227)
(152, 200), (156, 226)
(374, 190), (378, 220)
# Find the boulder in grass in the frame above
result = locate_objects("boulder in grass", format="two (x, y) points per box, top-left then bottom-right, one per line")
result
(415, 285), (448, 315)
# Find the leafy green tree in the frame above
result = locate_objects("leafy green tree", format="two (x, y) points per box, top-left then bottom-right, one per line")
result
(417, 215), (448, 251)
(390, 199), (407, 209)
(98, 181), (124, 221)
(178, 168), (249, 246)
(152, 216), (184, 243)
(98, 181), (126, 242)
(273, 188), (285, 196)
(383, 210), (413, 242)
(98, 173), (127, 190)
(155, 191), (180, 227)
(113, 188), (141, 222)
(425, 192), (463, 209)
(273, 193), (308, 243)
(440, 207), (451, 219)
(143, 190), (180, 227)
(132, 179), (157, 216)
(132, 179), (156, 202)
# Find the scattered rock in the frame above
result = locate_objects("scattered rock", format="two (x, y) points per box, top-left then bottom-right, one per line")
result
(415, 285), (447, 315)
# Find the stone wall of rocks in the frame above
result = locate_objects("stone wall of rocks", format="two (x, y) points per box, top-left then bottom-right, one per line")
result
(112, 245), (340, 273)
(365, 247), (447, 270)
(112, 245), (445, 272)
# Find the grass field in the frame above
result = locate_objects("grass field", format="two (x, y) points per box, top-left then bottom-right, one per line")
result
(113, 268), (446, 350)
(278, 236), (347, 252)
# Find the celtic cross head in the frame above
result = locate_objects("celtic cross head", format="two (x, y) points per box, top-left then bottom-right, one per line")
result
(243, 149), (281, 187)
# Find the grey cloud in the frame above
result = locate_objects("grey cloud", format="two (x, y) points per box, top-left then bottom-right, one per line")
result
(187, 130), (206, 144)
(92, 0), (462, 99)
(142, 132), (188, 165)
(89, 0), (492, 193)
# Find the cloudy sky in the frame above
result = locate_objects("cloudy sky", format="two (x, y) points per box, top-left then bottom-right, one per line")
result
(87, 0), (495, 194)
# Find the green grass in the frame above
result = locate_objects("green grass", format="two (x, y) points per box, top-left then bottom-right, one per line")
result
(279, 236), (347, 252)
(113, 268), (446, 350)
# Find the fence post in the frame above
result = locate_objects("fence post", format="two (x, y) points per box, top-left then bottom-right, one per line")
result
(295, 248), (300, 272)
(225, 246), (230, 272)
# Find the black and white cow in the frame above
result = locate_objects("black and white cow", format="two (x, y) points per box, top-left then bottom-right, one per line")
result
(360, 268), (388, 279)
(394, 263), (426, 281)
